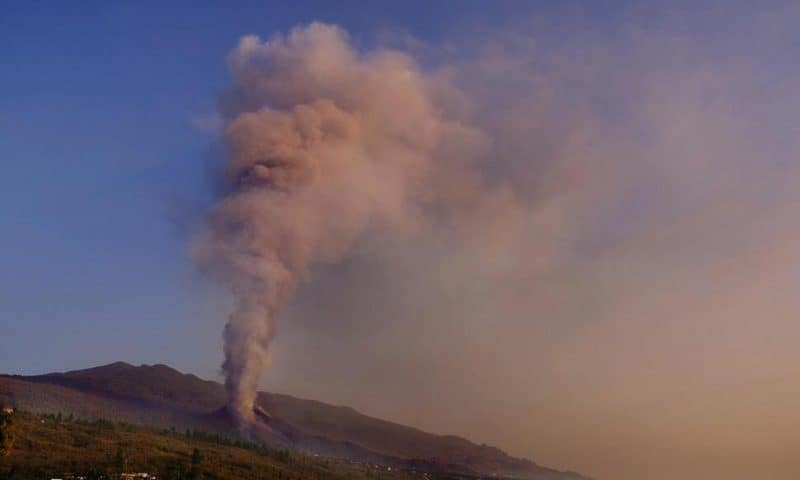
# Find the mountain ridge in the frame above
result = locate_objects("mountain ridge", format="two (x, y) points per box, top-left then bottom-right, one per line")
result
(0, 362), (588, 480)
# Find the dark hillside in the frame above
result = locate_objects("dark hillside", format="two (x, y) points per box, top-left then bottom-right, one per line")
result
(25, 362), (226, 412)
(0, 363), (587, 480)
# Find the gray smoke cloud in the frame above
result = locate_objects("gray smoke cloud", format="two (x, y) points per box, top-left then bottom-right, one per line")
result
(195, 23), (528, 424)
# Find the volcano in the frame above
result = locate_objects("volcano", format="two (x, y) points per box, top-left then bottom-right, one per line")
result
(0, 362), (588, 480)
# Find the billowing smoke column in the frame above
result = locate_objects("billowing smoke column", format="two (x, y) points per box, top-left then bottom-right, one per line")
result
(199, 23), (491, 425)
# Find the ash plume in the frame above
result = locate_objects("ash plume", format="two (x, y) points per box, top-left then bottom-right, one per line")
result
(189, 8), (800, 479)
(196, 23), (513, 424)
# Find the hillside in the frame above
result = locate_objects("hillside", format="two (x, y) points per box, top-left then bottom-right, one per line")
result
(0, 409), (438, 480)
(0, 363), (586, 480)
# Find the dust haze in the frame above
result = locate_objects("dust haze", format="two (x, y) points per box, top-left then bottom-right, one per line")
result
(197, 6), (800, 479)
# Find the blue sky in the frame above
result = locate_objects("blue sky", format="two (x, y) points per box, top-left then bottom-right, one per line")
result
(0, 0), (623, 376)
(0, 1), (448, 374)
(4, 3), (800, 479)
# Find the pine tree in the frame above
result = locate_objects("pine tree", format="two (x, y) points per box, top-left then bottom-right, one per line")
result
(189, 448), (203, 480)
(113, 444), (128, 473)
(0, 410), (14, 456)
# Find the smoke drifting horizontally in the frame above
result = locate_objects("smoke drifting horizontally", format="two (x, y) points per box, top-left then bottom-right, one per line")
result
(198, 23), (518, 424)
(192, 10), (800, 478)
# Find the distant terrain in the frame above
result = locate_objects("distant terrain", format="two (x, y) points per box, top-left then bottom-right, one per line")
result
(0, 363), (587, 480)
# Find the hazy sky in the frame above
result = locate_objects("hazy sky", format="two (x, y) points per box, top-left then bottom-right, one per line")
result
(2, 2), (800, 480)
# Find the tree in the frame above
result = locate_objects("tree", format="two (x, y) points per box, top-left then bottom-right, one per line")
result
(0, 410), (14, 456)
(85, 466), (103, 480)
(165, 460), (187, 480)
(113, 444), (128, 473)
(0, 466), (20, 480)
(189, 448), (203, 480)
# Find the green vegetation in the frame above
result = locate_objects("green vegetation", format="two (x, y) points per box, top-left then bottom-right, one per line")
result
(0, 410), (14, 456)
(0, 411), (456, 480)
(2, 364), (561, 480)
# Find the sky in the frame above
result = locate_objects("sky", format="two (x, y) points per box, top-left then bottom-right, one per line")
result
(2, 2), (800, 480)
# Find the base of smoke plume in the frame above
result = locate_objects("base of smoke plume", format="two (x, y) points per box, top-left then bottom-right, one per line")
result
(215, 402), (290, 444)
